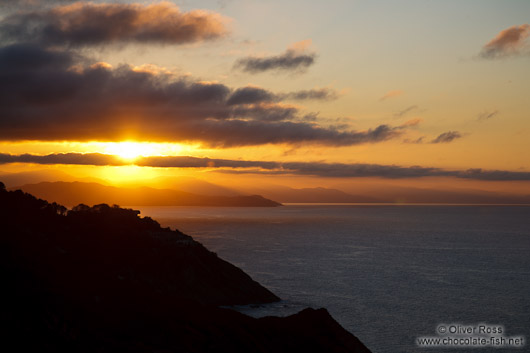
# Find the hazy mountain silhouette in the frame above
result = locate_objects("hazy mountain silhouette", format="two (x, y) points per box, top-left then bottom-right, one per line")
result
(0, 182), (371, 352)
(6, 169), (522, 204)
(241, 183), (530, 204)
(242, 184), (379, 203)
(11, 181), (281, 207)
(141, 176), (242, 196)
(0, 169), (76, 186)
(0, 169), (107, 188)
(338, 184), (530, 204)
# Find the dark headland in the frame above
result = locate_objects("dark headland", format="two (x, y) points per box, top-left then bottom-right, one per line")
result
(0, 182), (371, 353)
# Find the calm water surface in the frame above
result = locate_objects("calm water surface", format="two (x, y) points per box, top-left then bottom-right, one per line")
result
(133, 205), (530, 353)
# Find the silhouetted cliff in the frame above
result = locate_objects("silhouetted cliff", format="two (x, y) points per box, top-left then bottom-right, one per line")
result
(0, 182), (371, 353)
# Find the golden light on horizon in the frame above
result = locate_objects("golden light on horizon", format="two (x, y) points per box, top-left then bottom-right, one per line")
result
(98, 165), (161, 184)
(0, 141), (200, 159)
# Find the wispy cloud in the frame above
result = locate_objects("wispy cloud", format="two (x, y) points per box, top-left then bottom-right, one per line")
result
(394, 105), (418, 118)
(477, 110), (499, 121)
(226, 86), (338, 105)
(431, 131), (462, 144)
(2, 153), (529, 181)
(479, 24), (530, 59)
(0, 2), (229, 47)
(379, 90), (403, 101)
(282, 88), (338, 101)
(403, 136), (425, 144)
(234, 40), (316, 74)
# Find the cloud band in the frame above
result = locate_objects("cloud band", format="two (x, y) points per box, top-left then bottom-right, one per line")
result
(1, 153), (529, 181)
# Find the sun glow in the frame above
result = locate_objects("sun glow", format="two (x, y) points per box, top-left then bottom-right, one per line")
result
(104, 142), (157, 161)
(98, 165), (162, 184)
(90, 141), (192, 161)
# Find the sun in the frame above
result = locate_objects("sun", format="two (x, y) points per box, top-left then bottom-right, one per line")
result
(109, 142), (148, 161)
(103, 142), (154, 161)
(115, 144), (144, 160)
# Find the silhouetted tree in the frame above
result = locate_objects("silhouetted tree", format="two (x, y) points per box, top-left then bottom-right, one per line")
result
(50, 202), (67, 216)
(71, 203), (90, 212)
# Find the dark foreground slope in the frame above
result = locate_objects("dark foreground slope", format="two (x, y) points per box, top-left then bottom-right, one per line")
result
(0, 183), (371, 353)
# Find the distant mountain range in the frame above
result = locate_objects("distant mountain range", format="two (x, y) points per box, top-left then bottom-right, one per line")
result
(238, 183), (530, 204)
(334, 183), (530, 204)
(10, 181), (281, 207)
(240, 185), (379, 203)
(2, 169), (529, 205)
(147, 176), (242, 197)
(0, 169), (105, 186)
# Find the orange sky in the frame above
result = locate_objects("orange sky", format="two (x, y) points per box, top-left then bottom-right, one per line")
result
(0, 1), (529, 198)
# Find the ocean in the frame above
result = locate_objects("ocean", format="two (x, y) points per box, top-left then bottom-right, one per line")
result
(133, 205), (530, 353)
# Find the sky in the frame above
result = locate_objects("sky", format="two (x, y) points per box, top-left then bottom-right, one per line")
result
(0, 0), (529, 194)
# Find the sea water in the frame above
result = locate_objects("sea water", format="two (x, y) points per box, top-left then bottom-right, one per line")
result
(133, 205), (530, 353)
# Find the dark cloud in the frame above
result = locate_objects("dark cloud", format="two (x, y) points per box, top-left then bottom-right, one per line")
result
(394, 105), (418, 118)
(0, 42), (77, 72)
(0, 9), (376, 148)
(0, 2), (228, 47)
(158, 119), (405, 147)
(226, 87), (337, 105)
(0, 44), (406, 147)
(0, 153), (123, 166)
(226, 86), (276, 105)
(2, 152), (530, 181)
(282, 88), (338, 101)
(1, 0), (76, 4)
(479, 24), (530, 59)
(403, 136), (425, 144)
(139, 156), (276, 170)
(431, 131), (462, 144)
(217, 166), (530, 181)
(230, 104), (298, 122)
(456, 168), (530, 181)
(234, 44), (316, 73)
(477, 110), (499, 121)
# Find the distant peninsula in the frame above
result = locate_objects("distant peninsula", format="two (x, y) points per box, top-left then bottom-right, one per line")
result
(0, 182), (371, 352)
(10, 181), (282, 207)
